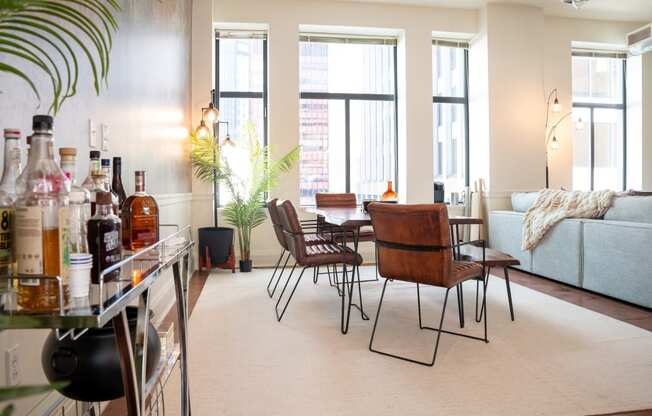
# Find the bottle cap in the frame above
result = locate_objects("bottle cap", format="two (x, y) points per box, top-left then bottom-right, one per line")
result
(90, 150), (101, 159)
(3, 129), (20, 139)
(59, 147), (77, 157)
(96, 191), (113, 205)
(70, 190), (87, 204)
(32, 115), (54, 132)
(101, 158), (111, 167)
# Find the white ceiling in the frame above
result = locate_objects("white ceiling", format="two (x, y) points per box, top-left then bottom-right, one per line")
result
(339, 0), (652, 22)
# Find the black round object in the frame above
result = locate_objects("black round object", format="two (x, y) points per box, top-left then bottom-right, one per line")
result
(41, 307), (161, 402)
(198, 227), (234, 264)
(32, 114), (53, 131)
(239, 260), (252, 273)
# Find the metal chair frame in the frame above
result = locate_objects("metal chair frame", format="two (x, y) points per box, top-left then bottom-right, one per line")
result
(368, 239), (488, 367)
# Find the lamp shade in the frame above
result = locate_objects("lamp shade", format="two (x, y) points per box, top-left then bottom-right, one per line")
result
(203, 103), (219, 123)
(195, 120), (210, 139)
(550, 136), (560, 150)
(552, 97), (561, 113)
(576, 117), (584, 130)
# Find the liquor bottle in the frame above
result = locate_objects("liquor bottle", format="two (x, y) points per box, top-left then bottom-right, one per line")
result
(0, 129), (21, 276)
(59, 148), (91, 253)
(101, 158), (120, 214)
(81, 150), (101, 199)
(15, 135), (32, 196)
(87, 191), (121, 283)
(121, 171), (159, 251)
(16, 115), (70, 312)
(112, 157), (127, 209)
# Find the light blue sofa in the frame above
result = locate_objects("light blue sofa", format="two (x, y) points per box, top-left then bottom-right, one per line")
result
(488, 193), (652, 309)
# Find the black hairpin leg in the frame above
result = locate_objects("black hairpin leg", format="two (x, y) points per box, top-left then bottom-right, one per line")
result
(504, 267), (515, 321)
(275, 264), (305, 321)
(269, 252), (292, 298)
(313, 265), (320, 284)
(475, 266), (491, 323)
(267, 250), (288, 298)
(457, 283), (465, 328)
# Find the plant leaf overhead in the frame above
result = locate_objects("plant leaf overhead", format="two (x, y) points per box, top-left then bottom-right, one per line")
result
(0, 0), (121, 113)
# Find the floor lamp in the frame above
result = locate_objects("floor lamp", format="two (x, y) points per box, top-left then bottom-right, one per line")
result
(545, 88), (584, 188)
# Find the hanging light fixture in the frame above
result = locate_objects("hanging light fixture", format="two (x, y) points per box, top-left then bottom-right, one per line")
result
(203, 102), (219, 123)
(550, 134), (560, 150)
(195, 119), (210, 139)
(552, 97), (561, 113)
(576, 117), (584, 130)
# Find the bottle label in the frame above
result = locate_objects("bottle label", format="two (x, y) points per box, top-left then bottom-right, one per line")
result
(132, 215), (157, 244)
(15, 206), (44, 285)
(0, 208), (12, 270)
(104, 230), (120, 252)
(59, 207), (70, 285)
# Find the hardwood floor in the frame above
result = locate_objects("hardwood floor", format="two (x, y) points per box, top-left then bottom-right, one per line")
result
(105, 267), (652, 416)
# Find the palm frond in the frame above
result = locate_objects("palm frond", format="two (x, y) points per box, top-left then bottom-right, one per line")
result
(0, 0), (120, 113)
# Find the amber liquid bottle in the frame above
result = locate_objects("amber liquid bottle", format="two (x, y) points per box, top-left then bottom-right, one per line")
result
(88, 192), (121, 283)
(121, 171), (159, 251)
(16, 115), (70, 312)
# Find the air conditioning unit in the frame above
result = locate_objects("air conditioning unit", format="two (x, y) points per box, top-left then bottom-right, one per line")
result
(628, 23), (652, 55)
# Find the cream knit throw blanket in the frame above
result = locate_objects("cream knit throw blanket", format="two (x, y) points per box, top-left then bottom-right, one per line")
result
(521, 189), (616, 251)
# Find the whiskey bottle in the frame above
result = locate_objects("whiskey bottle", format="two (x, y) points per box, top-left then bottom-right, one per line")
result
(16, 115), (71, 312)
(121, 171), (159, 251)
(87, 191), (121, 283)
(0, 129), (22, 276)
(112, 157), (127, 209)
(101, 158), (120, 214)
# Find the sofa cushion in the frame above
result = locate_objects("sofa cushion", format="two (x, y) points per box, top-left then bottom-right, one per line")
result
(604, 196), (652, 224)
(531, 219), (583, 287)
(511, 192), (539, 212)
(582, 220), (652, 308)
(488, 211), (532, 271)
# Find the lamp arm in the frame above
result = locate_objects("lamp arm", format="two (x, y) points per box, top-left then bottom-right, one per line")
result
(544, 88), (558, 129)
(545, 110), (573, 145)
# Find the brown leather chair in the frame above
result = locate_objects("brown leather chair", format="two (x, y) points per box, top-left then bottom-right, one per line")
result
(367, 203), (488, 366)
(275, 199), (363, 333)
(266, 199), (331, 297)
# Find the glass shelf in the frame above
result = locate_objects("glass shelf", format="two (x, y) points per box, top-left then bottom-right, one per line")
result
(0, 225), (194, 332)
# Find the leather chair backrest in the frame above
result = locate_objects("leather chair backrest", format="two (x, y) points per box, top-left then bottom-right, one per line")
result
(368, 203), (452, 287)
(276, 200), (307, 264)
(315, 193), (357, 208)
(266, 199), (288, 250)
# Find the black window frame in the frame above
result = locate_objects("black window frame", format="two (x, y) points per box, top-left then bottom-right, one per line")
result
(432, 43), (470, 189)
(298, 37), (399, 204)
(214, 31), (269, 206)
(571, 52), (627, 191)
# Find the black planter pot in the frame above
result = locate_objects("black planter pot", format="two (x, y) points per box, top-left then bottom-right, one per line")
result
(41, 307), (161, 402)
(239, 259), (252, 272)
(198, 227), (234, 265)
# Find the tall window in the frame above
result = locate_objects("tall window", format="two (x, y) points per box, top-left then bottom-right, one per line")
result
(572, 52), (626, 191)
(432, 41), (469, 198)
(215, 31), (268, 145)
(299, 35), (398, 206)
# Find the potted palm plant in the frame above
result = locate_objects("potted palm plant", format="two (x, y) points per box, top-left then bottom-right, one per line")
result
(191, 123), (299, 272)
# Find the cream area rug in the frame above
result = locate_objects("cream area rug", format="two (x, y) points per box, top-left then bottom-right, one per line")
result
(165, 267), (652, 416)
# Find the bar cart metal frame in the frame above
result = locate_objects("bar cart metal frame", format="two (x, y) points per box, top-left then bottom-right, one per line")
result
(0, 225), (194, 416)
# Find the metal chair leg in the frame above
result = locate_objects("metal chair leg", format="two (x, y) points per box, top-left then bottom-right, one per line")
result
(274, 264), (304, 321)
(269, 252), (292, 298)
(457, 283), (465, 328)
(313, 265), (320, 284)
(267, 250), (287, 298)
(504, 267), (515, 321)
(475, 267), (491, 323)
(370, 280), (451, 367)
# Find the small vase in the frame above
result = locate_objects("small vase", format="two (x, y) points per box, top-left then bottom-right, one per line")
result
(381, 181), (398, 202)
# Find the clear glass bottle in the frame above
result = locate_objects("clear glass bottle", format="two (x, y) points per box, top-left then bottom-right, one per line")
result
(112, 157), (127, 209)
(121, 171), (159, 251)
(0, 129), (21, 276)
(15, 135), (32, 197)
(81, 150), (101, 205)
(16, 115), (71, 312)
(59, 148), (91, 216)
(87, 191), (121, 283)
